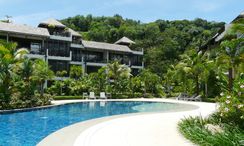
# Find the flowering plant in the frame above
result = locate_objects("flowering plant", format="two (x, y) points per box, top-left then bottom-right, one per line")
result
(217, 76), (244, 128)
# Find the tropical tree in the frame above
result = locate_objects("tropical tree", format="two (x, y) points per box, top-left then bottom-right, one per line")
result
(32, 59), (54, 97)
(0, 40), (28, 106)
(70, 65), (83, 79)
(139, 69), (162, 97)
(216, 38), (244, 91)
(106, 61), (131, 96)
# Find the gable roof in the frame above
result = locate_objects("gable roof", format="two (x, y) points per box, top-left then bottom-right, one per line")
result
(82, 40), (132, 53)
(0, 22), (50, 37)
(68, 28), (82, 37)
(39, 18), (66, 28)
(115, 37), (135, 45)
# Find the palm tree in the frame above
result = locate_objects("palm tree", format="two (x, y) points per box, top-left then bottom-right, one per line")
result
(106, 61), (131, 96)
(0, 41), (28, 103)
(107, 61), (131, 79)
(32, 59), (54, 97)
(176, 50), (205, 95)
(217, 18), (244, 91)
(217, 38), (244, 91)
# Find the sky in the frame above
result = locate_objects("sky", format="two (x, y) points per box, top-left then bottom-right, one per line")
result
(0, 0), (243, 26)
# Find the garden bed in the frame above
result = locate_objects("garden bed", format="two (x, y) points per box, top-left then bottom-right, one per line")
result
(178, 116), (244, 146)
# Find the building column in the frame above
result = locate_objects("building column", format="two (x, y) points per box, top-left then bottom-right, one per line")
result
(104, 51), (109, 63)
(6, 33), (9, 43)
(81, 56), (85, 75)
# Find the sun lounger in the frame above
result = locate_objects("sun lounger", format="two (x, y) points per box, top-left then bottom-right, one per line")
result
(177, 93), (188, 100)
(100, 92), (107, 99)
(89, 92), (96, 99)
(187, 95), (202, 101)
(83, 92), (88, 99)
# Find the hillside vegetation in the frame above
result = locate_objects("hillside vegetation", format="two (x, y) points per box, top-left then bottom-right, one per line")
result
(61, 14), (225, 74)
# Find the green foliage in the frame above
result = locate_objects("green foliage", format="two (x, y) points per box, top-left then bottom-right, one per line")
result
(53, 96), (84, 100)
(179, 116), (244, 146)
(32, 59), (54, 97)
(217, 76), (244, 128)
(0, 40), (54, 110)
(70, 65), (83, 79)
(62, 15), (224, 75)
(48, 62), (162, 98)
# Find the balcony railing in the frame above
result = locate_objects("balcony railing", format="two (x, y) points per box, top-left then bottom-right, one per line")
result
(50, 31), (70, 37)
(72, 55), (83, 62)
(72, 39), (82, 45)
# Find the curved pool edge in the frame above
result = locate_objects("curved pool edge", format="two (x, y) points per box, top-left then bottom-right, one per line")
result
(37, 99), (215, 146)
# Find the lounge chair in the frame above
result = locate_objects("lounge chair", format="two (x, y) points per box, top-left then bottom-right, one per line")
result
(100, 92), (107, 99)
(187, 95), (202, 101)
(184, 94), (197, 101)
(89, 92), (96, 99)
(83, 92), (88, 99)
(176, 93), (188, 100)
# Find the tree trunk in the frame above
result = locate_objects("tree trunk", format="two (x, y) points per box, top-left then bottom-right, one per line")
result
(196, 75), (199, 95)
(205, 82), (208, 98)
(228, 68), (233, 91)
(40, 82), (44, 97)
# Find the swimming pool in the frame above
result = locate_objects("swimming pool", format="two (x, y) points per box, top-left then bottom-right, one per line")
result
(0, 101), (195, 146)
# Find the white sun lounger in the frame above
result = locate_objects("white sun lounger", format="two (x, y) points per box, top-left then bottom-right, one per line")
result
(187, 95), (202, 101)
(89, 92), (96, 99)
(100, 92), (107, 99)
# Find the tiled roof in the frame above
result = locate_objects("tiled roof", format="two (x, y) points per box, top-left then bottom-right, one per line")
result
(0, 22), (50, 37)
(83, 40), (132, 53)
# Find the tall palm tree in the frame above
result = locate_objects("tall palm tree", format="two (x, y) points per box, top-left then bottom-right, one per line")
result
(32, 59), (54, 97)
(106, 61), (131, 95)
(107, 61), (131, 80)
(217, 18), (244, 91)
(177, 50), (205, 95)
(0, 41), (28, 101)
(217, 38), (244, 91)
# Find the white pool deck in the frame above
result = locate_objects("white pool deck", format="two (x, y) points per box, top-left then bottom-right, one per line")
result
(38, 98), (216, 146)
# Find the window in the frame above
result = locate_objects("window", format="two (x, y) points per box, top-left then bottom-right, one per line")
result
(30, 43), (41, 54)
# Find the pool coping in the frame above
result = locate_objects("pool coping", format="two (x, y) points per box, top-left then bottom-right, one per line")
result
(37, 98), (215, 146)
(0, 98), (196, 114)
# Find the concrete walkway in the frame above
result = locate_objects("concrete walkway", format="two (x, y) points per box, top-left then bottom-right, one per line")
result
(38, 99), (216, 146)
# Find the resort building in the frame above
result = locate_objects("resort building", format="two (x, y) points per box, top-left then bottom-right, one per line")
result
(0, 18), (144, 77)
(201, 11), (244, 50)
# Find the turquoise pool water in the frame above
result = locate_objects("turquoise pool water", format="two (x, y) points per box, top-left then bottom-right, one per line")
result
(0, 101), (192, 146)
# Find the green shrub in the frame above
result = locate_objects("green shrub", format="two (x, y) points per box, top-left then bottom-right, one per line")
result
(178, 116), (244, 146)
(53, 96), (84, 100)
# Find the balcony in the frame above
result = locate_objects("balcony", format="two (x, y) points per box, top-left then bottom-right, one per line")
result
(26, 54), (45, 60)
(47, 49), (72, 61)
(49, 31), (72, 42)
(50, 35), (72, 42)
(71, 43), (84, 48)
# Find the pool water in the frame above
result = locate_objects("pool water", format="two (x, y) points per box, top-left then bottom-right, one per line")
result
(0, 101), (192, 146)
